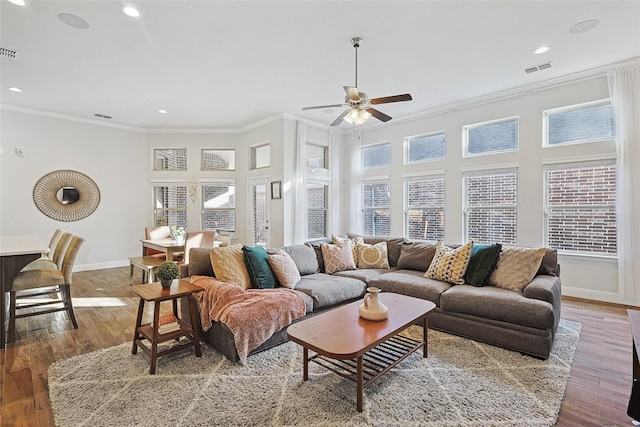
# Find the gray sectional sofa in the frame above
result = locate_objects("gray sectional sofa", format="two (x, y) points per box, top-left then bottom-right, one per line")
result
(180, 236), (561, 362)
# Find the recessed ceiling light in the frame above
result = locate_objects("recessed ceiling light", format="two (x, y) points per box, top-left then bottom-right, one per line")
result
(122, 5), (140, 18)
(9, 87), (22, 93)
(7, 0), (27, 6)
(569, 19), (600, 34)
(158, 109), (168, 114)
(58, 13), (90, 29)
(534, 46), (550, 54)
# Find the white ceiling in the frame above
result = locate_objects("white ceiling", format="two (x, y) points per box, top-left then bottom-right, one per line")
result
(1, 1), (639, 130)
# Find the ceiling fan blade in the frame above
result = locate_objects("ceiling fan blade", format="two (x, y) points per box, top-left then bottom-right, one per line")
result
(302, 103), (345, 111)
(344, 86), (361, 102)
(367, 108), (392, 122)
(369, 94), (413, 105)
(330, 110), (349, 126)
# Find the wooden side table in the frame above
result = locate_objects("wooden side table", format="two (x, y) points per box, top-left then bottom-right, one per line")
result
(130, 280), (203, 374)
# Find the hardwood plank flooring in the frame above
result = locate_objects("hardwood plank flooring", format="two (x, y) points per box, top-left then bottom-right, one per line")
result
(0, 267), (637, 426)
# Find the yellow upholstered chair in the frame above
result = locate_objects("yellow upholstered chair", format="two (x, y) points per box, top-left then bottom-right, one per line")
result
(182, 230), (216, 264)
(22, 230), (71, 271)
(8, 234), (84, 343)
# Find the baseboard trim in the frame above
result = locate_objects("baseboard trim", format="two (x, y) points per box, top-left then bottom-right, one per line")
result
(562, 285), (640, 307)
(75, 260), (129, 272)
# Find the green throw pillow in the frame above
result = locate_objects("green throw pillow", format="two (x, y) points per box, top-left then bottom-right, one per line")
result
(243, 246), (277, 289)
(464, 243), (502, 287)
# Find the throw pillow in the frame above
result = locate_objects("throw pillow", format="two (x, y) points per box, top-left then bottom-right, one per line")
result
(332, 235), (363, 262)
(283, 244), (319, 275)
(488, 246), (547, 292)
(464, 243), (502, 287)
(321, 241), (357, 274)
(397, 241), (437, 271)
(267, 249), (301, 289)
(423, 241), (473, 285)
(356, 241), (390, 269)
(210, 244), (252, 289)
(242, 245), (277, 289)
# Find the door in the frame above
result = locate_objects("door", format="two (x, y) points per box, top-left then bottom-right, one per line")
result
(249, 176), (270, 247)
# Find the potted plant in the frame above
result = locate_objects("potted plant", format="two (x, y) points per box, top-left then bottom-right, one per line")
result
(156, 261), (179, 288)
(171, 226), (186, 244)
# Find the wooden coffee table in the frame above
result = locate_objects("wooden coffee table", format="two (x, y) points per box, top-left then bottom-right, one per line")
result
(287, 293), (436, 412)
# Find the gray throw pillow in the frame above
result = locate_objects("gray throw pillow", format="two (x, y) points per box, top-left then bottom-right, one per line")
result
(397, 241), (437, 271)
(283, 244), (319, 275)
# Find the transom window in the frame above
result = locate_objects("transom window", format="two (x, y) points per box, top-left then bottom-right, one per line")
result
(307, 143), (329, 169)
(544, 161), (616, 255)
(464, 117), (518, 157)
(251, 143), (270, 169)
(405, 132), (445, 164)
(544, 100), (615, 146)
(152, 184), (187, 228)
(405, 175), (445, 241)
(202, 149), (235, 171)
(153, 148), (187, 171)
(362, 180), (390, 236)
(201, 181), (236, 233)
(464, 170), (517, 244)
(362, 142), (391, 168)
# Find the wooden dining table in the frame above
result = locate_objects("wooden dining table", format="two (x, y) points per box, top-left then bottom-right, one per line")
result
(141, 238), (185, 262)
(0, 234), (49, 349)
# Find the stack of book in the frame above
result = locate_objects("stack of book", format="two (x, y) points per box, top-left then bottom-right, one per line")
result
(155, 314), (181, 334)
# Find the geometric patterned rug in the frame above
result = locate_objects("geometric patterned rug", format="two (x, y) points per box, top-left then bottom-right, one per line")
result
(48, 319), (581, 426)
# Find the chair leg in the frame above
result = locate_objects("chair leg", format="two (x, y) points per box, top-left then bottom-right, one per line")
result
(8, 291), (17, 343)
(61, 285), (78, 329)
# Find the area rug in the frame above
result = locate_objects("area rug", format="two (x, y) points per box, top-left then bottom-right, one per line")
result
(49, 319), (581, 426)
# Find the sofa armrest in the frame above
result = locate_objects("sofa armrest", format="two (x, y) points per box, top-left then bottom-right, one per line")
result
(523, 275), (562, 329)
(179, 264), (189, 278)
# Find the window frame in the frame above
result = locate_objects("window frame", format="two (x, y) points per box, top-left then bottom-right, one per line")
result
(362, 178), (391, 237)
(463, 116), (519, 157)
(151, 181), (188, 228)
(306, 179), (329, 239)
(201, 148), (236, 171)
(306, 143), (329, 170)
(200, 179), (236, 234)
(251, 142), (271, 170)
(153, 148), (187, 171)
(403, 173), (445, 241)
(362, 142), (391, 169)
(543, 99), (615, 147)
(404, 131), (446, 164)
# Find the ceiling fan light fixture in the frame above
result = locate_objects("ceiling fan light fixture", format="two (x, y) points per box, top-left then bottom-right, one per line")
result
(343, 108), (371, 125)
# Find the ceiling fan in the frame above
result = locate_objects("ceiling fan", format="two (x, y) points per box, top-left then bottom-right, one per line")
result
(303, 37), (413, 126)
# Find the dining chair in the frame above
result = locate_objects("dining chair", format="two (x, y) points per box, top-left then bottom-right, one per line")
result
(182, 230), (216, 264)
(22, 230), (71, 271)
(8, 234), (85, 343)
(144, 226), (171, 259)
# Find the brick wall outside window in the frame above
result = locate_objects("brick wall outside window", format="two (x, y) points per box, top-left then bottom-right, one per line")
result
(202, 183), (236, 232)
(547, 102), (614, 145)
(154, 148), (187, 170)
(465, 172), (517, 244)
(202, 150), (232, 170)
(153, 185), (187, 228)
(363, 181), (390, 236)
(465, 118), (518, 156)
(406, 132), (445, 163)
(363, 143), (391, 168)
(545, 163), (616, 254)
(307, 183), (328, 239)
(405, 176), (445, 240)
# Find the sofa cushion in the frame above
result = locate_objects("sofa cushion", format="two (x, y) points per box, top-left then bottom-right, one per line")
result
(267, 249), (301, 289)
(424, 241), (473, 285)
(369, 269), (452, 306)
(321, 241), (357, 274)
(187, 247), (215, 277)
(283, 244), (318, 275)
(294, 273), (366, 309)
(488, 246), (546, 292)
(355, 241), (390, 269)
(464, 243), (502, 287)
(333, 235), (363, 261)
(440, 284), (555, 329)
(536, 248), (558, 276)
(396, 241), (437, 271)
(243, 246), (277, 289)
(349, 234), (404, 267)
(305, 239), (331, 273)
(210, 244), (251, 289)
(334, 268), (388, 283)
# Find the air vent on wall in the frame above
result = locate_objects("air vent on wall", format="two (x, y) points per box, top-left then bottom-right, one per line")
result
(0, 47), (19, 60)
(94, 113), (112, 119)
(524, 61), (553, 74)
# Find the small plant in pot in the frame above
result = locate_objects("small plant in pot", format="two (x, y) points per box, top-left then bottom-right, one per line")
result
(156, 261), (179, 289)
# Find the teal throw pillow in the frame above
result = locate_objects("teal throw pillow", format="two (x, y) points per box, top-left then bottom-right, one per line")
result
(243, 246), (277, 289)
(464, 243), (502, 287)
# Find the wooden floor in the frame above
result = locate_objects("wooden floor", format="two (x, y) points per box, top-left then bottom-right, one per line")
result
(0, 267), (637, 426)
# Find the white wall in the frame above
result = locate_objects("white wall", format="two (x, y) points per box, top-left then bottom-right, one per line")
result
(355, 75), (627, 304)
(0, 109), (148, 270)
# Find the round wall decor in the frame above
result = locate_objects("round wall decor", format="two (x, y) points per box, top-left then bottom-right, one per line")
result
(33, 170), (100, 222)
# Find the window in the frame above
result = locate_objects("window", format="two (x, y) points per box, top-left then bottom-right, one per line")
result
(405, 132), (445, 163)
(464, 170), (517, 244)
(464, 117), (518, 156)
(405, 175), (445, 241)
(153, 148), (187, 171)
(544, 100), (615, 146)
(362, 143), (391, 168)
(544, 161), (616, 255)
(362, 180), (390, 236)
(307, 181), (328, 239)
(307, 143), (328, 169)
(202, 149), (235, 171)
(153, 184), (187, 227)
(202, 181), (236, 233)
(251, 143), (270, 169)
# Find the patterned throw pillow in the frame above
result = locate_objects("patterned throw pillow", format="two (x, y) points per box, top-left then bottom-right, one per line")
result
(423, 241), (473, 285)
(321, 241), (357, 274)
(332, 235), (363, 262)
(267, 249), (301, 289)
(356, 242), (390, 269)
(487, 246), (547, 292)
(210, 244), (252, 289)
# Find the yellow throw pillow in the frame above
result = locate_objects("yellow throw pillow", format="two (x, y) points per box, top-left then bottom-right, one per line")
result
(210, 243), (251, 289)
(356, 242), (390, 269)
(332, 235), (363, 262)
(487, 246), (547, 292)
(424, 241), (473, 285)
